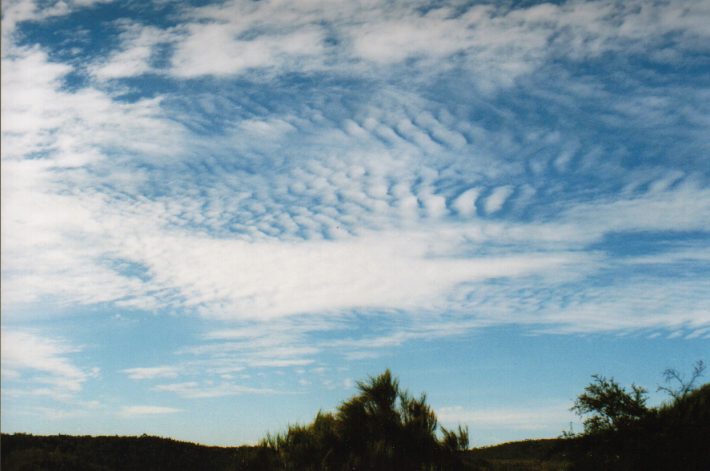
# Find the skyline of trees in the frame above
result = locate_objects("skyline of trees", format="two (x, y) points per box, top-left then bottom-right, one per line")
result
(1, 362), (707, 470)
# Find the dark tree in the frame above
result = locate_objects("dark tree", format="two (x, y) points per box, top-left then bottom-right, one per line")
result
(568, 364), (710, 471)
(264, 370), (469, 470)
(571, 374), (648, 434)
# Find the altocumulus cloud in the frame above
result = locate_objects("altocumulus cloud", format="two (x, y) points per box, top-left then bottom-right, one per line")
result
(2, 0), (709, 334)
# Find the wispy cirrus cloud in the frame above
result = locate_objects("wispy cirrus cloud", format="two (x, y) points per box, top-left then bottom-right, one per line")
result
(437, 403), (577, 445)
(119, 405), (181, 417)
(123, 366), (181, 380)
(152, 381), (277, 399)
(0, 330), (97, 396)
(438, 403), (575, 431)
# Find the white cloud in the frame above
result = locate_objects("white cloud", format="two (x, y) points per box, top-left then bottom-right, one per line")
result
(1, 0), (111, 48)
(452, 188), (481, 217)
(173, 0), (709, 86)
(20, 406), (95, 421)
(443, 273), (710, 336)
(1, 46), (184, 163)
(238, 117), (297, 138)
(91, 24), (173, 80)
(123, 366), (181, 380)
(0, 330), (93, 395)
(560, 182), (710, 235)
(622, 246), (710, 265)
(1, 46), (185, 313)
(119, 405), (181, 417)
(7, 0), (710, 88)
(171, 22), (324, 77)
(484, 186), (514, 214)
(535, 281), (710, 335)
(125, 229), (586, 319)
(2, 5), (708, 342)
(348, 12), (468, 64)
(153, 381), (276, 399)
(437, 403), (576, 436)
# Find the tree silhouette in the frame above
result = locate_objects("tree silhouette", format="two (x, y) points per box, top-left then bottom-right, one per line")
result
(264, 370), (468, 470)
(658, 360), (706, 401)
(568, 363), (710, 470)
(571, 374), (648, 434)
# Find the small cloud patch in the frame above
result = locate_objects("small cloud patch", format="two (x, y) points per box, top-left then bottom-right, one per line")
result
(119, 405), (181, 417)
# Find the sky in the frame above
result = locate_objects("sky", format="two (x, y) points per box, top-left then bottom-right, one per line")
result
(1, 0), (709, 447)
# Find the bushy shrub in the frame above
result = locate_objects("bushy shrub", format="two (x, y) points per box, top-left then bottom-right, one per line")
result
(264, 370), (468, 470)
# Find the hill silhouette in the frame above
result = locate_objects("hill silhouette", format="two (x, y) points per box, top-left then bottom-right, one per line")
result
(1, 434), (577, 471)
(0, 433), (275, 471)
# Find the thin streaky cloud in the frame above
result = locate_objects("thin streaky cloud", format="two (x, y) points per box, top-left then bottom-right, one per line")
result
(152, 382), (279, 399)
(0, 330), (94, 396)
(123, 366), (181, 380)
(119, 406), (182, 417)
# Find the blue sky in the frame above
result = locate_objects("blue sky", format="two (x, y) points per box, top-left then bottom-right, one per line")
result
(1, 0), (709, 447)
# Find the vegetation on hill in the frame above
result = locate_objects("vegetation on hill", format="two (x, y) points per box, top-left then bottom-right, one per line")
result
(262, 369), (470, 470)
(2, 364), (708, 470)
(565, 361), (710, 470)
(0, 433), (275, 471)
(464, 439), (574, 470)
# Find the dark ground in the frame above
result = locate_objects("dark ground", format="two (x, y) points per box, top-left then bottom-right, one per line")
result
(1, 433), (574, 471)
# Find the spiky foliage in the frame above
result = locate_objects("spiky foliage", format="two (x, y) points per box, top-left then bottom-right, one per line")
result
(265, 370), (468, 470)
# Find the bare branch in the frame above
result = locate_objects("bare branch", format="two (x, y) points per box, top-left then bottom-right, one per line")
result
(657, 360), (706, 401)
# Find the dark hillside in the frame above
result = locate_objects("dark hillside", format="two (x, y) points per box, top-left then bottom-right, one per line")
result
(2, 433), (573, 471)
(464, 439), (575, 470)
(467, 439), (571, 461)
(0, 434), (276, 471)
